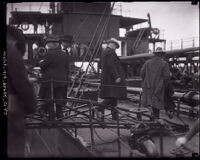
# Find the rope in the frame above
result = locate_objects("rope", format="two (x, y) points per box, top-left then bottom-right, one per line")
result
(73, 5), (91, 42)
(34, 129), (53, 155)
(38, 2), (43, 11)
(67, 3), (110, 97)
(68, 3), (116, 97)
(78, 3), (110, 69)
(85, 2), (116, 75)
(71, 3), (109, 73)
(70, 2), (116, 99)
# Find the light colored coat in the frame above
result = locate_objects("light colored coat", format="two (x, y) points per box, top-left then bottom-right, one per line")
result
(140, 56), (170, 109)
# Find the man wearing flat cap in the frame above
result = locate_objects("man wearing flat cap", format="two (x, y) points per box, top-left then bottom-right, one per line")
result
(140, 47), (171, 119)
(38, 35), (68, 120)
(98, 38), (127, 121)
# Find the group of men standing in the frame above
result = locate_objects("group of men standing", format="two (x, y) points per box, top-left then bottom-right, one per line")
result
(8, 25), (197, 158)
(38, 36), (127, 121)
(98, 39), (171, 120)
(38, 34), (72, 120)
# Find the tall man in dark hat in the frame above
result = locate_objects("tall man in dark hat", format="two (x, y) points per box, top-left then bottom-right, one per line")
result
(98, 38), (127, 120)
(60, 35), (73, 98)
(7, 26), (36, 157)
(38, 35), (69, 120)
(140, 47), (171, 119)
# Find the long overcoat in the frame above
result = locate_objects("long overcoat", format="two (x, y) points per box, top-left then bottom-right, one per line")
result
(7, 43), (37, 114)
(7, 43), (37, 157)
(99, 47), (127, 99)
(39, 48), (69, 88)
(140, 56), (170, 109)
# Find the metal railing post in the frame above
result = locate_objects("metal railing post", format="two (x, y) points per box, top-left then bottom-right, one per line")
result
(159, 125), (164, 157)
(117, 117), (121, 157)
(193, 37), (195, 48)
(89, 102), (95, 151)
(75, 127), (77, 138)
(181, 39), (183, 49)
(139, 92), (142, 108)
(171, 41), (173, 50)
(177, 98), (181, 117)
(50, 79), (56, 117)
(51, 79), (53, 99)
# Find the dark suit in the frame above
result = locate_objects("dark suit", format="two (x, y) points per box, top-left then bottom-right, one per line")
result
(99, 47), (127, 120)
(99, 47), (127, 99)
(39, 48), (69, 119)
(7, 43), (36, 157)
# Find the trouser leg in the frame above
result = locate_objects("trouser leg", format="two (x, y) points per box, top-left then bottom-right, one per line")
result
(96, 99), (110, 121)
(98, 99), (110, 114)
(54, 87), (65, 119)
(109, 98), (118, 120)
(152, 107), (160, 119)
(43, 87), (55, 120)
(100, 98), (118, 120)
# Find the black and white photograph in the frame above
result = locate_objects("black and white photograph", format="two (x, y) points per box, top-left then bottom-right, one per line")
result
(3, 1), (200, 158)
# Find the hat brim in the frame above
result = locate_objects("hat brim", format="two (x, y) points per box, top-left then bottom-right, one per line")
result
(60, 40), (73, 43)
(107, 40), (120, 49)
(45, 41), (60, 44)
(153, 51), (166, 54)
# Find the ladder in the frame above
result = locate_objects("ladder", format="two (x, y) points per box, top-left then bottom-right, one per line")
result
(132, 28), (146, 51)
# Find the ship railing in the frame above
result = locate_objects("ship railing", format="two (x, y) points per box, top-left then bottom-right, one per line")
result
(25, 78), (198, 157)
(166, 37), (199, 51)
(26, 78), (143, 157)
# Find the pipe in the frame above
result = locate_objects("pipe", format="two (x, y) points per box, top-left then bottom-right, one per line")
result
(87, 83), (199, 102)
(94, 47), (199, 62)
(121, 47), (200, 62)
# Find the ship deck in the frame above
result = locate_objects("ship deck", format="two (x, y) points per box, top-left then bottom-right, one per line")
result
(25, 97), (199, 158)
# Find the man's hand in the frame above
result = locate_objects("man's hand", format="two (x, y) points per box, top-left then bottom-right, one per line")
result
(39, 59), (44, 64)
(115, 77), (121, 83)
(176, 137), (188, 147)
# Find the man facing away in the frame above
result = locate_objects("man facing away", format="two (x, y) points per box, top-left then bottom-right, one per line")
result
(98, 38), (127, 121)
(7, 26), (36, 157)
(38, 35), (69, 120)
(140, 47), (171, 119)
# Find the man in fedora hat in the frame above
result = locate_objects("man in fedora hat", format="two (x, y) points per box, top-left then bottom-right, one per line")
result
(140, 47), (171, 119)
(60, 35), (73, 77)
(98, 38), (127, 121)
(38, 35), (69, 120)
(59, 35), (73, 101)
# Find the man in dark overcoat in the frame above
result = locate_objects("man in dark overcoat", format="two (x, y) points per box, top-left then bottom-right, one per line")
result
(140, 47), (170, 119)
(38, 35), (69, 120)
(99, 38), (127, 120)
(7, 26), (36, 157)
(59, 35), (73, 102)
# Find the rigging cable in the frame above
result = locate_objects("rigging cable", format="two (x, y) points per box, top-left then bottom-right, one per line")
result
(67, 3), (110, 97)
(73, 5), (91, 42)
(68, 2), (116, 109)
(38, 2), (43, 11)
